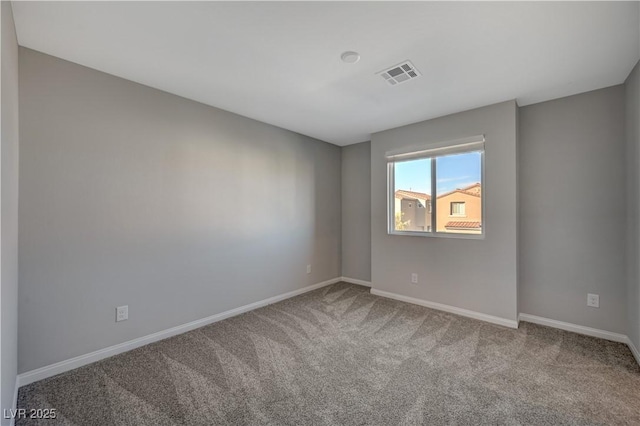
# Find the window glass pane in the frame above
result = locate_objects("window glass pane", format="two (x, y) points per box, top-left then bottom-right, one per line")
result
(436, 152), (482, 234)
(393, 158), (432, 232)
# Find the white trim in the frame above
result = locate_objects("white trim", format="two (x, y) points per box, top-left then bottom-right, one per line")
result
(9, 379), (19, 426)
(518, 313), (628, 343)
(340, 276), (372, 287)
(16, 277), (341, 388)
(370, 288), (518, 329)
(627, 338), (640, 366)
(519, 313), (640, 367)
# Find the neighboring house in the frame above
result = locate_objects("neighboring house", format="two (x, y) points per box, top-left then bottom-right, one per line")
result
(436, 183), (482, 234)
(394, 190), (432, 231)
(394, 183), (481, 234)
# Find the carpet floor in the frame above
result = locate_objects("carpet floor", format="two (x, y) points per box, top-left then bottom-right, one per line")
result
(17, 282), (640, 425)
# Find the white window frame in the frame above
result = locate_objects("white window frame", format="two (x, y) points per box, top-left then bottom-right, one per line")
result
(387, 135), (485, 239)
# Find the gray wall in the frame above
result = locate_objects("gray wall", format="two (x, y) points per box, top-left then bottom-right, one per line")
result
(18, 48), (341, 372)
(520, 86), (627, 333)
(627, 61), (640, 349)
(1, 1), (20, 421)
(341, 141), (371, 282)
(0, 1), (19, 424)
(371, 101), (518, 322)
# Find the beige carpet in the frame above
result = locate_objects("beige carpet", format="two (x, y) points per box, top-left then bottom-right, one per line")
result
(17, 282), (640, 425)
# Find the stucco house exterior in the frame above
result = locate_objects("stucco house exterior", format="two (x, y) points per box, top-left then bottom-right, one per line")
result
(394, 190), (432, 232)
(395, 183), (481, 234)
(436, 183), (482, 234)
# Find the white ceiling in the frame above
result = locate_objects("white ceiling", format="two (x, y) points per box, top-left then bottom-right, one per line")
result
(12, 1), (640, 146)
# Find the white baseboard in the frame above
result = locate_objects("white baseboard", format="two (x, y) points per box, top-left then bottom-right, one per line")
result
(340, 276), (372, 287)
(16, 277), (341, 388)
(370, 288), (518, 329)
(16, 278), (639, 390)
(518, 313), (628, 343)
(518, 313), (640, 367)
(627, 338), (640, 366)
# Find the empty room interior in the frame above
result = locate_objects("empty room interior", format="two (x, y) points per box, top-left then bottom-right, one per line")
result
(2, 1), (640, 424)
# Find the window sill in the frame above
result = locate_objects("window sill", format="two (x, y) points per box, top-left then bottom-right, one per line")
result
(388, 230), (484, 240)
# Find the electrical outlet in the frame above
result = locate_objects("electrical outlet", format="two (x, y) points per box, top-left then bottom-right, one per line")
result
(411, 273), (418, 284)
(587, 294), (599, 308)
(116, 305), (129, 322)
(307, 264), (311, 274)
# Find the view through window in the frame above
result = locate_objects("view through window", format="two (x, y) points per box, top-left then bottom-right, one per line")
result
(391, 148), (483, 236)
(393, 159), (432, 232)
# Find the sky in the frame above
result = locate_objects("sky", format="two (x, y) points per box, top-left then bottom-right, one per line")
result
(394, 151), (481, 195)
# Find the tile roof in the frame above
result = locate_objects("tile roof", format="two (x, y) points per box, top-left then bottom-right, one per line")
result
(462, 183), (481, 192)
(445, 221), (482, 229)
(437, 183), (481, 199)
(395, 190), (431, 200)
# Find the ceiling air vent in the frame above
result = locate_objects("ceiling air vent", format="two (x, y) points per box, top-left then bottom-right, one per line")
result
(378, 61), (421, 86)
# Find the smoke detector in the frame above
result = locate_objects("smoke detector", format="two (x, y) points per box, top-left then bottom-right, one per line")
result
(378, 61), (421, 86)
(341, 51), (361, 64)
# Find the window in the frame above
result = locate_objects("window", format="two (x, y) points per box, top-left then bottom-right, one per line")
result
(387, 136), (484, 237)
(450, 202), (465, 216)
